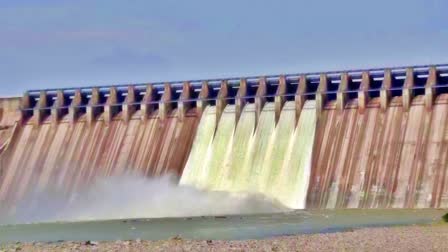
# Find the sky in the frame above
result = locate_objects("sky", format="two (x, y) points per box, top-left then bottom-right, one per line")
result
(0, 0), (447, 96)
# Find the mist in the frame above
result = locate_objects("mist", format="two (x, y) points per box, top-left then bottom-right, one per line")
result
(0, 174), (287, 225)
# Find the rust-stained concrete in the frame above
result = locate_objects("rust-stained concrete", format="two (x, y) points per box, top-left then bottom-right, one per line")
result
(307, 95), (448, 209)
(0, 97), (21, 153)
(0, 109), (199, 204)
(0, 97), (21, 126)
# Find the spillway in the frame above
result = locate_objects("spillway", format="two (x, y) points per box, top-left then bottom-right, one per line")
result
(1, 64), (448, 210)
(274, 101), (316, 209)
(179, 101), (316, 208)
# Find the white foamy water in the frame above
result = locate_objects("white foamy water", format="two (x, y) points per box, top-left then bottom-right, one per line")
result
(0, 174), (286, 225)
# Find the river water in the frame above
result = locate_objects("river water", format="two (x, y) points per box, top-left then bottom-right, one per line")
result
(0, 209), (445, 243)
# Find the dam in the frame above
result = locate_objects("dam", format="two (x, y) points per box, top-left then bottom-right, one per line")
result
(1, 64), (448, 209)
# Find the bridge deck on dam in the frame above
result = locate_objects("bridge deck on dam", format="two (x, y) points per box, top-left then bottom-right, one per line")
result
(1, 64), (448, 209)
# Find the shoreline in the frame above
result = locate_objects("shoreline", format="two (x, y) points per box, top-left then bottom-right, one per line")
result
(2, 224), (448, 251)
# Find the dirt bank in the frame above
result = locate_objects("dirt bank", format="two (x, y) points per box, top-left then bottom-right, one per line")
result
(1, 225), (448, 251)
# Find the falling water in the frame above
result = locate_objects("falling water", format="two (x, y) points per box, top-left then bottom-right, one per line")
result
(180, 106), (217, 186)
(276, 100), (316, 209)
(181, 101), (317, 209)
(218, 104), (256, 191)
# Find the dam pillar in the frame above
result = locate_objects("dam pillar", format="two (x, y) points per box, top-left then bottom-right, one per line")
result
(68, 90), (82, 124)
(104, 87), (118, 124)
(295, 75), (308, 125)
(425, 66), (438, 110)
(216, 80), (229, 126)
(159, 83), (172, 120)
(275, 76), (287, 124)
(336, 73), (349, 111)
(141, 84), (155, 121)
(20, 92), (32, 124)
(316, 74), (328, 116)
(178, 82), (192, 121)
(51, 91), (66, 124)
(86, 88), (100, 125)
(403, 68), (415, 112)
(358, 72), (371, 114)
(123, 86), (136, 123)
(33, 91), (48, 126)
(255, 77), (267, 124)
(196, 81), (210, 117)
(235, 78), (247, 124)
(380, 69), (392, 112)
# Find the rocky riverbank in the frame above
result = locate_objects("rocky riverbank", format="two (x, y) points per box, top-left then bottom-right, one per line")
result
(1, 224), (448, 251)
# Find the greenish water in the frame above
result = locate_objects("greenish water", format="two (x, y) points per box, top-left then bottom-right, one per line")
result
(259, 102), (296, 195)
(246, 103), (276, 192)
(180, 106), (217, 187)
(277, 100), (316, 209)
(0, 209), (445, 243)
(220, 104), (255, 191)
(202, 105), (236, 189)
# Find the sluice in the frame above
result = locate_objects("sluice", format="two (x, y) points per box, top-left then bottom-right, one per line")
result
(1, 64), (448, 209)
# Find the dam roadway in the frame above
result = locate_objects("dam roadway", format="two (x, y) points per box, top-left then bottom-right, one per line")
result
(1, 63), (448, 209)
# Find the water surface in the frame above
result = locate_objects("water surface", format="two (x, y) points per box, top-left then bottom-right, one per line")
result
(0, 209), (444, 243)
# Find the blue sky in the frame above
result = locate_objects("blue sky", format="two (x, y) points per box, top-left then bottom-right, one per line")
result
(0, 0), (447, 96)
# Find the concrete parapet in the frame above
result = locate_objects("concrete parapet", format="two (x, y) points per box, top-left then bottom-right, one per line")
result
(51, 91), (66, 124)
(86, 88), (100, 125)
(196, 81), (210, 117)
(178, 82), (192, 121)
(8, 64), (448, 126)
(216, 80), (229, 126)
(141, 85), (154, 121)
(403, 68), (415, 112)
(337, 73), (349, 111)
(123, 86), (136, 123)
(316, 74), (328, 116)
(0, 97), (21, 127)
(20, 92), (32, 124)
(275, 76), (287, 124)
(104, 87), (118, 124)
(255, 77), (267, 124)
(159, 83), (172, 120)
(33, 91), (48, 125)
(235, 79), (247, 125)
(380, 69), (392, 112)
(358, 72), (371, 114)
(68, 90), (82, 124)
(425, 66), (437, 110)
(295, 75), (308, 125)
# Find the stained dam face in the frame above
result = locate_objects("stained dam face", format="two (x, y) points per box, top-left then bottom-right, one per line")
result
(1, 64), (448, 210)
(0, 101), (199, 204)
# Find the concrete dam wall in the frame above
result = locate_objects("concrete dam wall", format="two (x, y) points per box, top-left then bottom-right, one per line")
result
(1, 64), (448, 209)
(0, 86), (199, 204)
